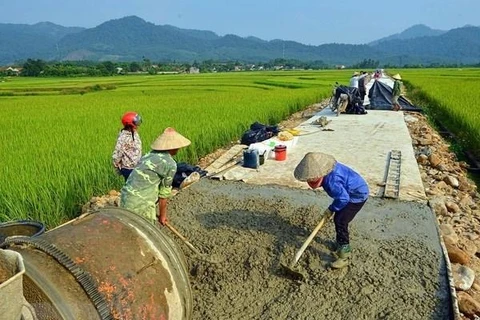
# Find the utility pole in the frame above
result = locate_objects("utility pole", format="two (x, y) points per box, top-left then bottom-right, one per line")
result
(282, 43), (285, 59)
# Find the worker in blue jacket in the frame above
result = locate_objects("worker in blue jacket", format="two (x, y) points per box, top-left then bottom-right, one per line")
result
(294, 152), (369, 269)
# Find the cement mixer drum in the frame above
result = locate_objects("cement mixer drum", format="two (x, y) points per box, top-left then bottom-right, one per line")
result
(3, 207), (192, 320)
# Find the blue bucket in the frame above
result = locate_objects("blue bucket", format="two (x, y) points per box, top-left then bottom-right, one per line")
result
(0, 220), (45, 246)
(243, 149), (260, 169)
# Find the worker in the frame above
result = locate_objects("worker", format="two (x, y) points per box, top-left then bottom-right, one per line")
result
(294, 152), (369, 269)
(120, 127), (191, 225)
(357, 71), (370, 102)
(391, 73), (402, 111)
(349, 72), (360, 88)
(112, 111), (143, 181)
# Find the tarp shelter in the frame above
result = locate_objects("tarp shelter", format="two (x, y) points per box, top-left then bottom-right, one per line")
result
(367, 80), (422, 111)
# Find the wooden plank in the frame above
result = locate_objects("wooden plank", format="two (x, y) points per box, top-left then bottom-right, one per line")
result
(205, 144), (247, 175)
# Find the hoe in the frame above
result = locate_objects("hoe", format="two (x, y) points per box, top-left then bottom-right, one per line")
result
(281, 214), (329, 281)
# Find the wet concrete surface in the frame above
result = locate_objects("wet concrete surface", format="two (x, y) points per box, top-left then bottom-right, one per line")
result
(167, 179), (452, 320)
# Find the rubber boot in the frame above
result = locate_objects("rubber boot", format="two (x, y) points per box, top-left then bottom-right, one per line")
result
(332, 243), (351, 259)
(329, 241), (339, 253)
(331, 244), (351, 269)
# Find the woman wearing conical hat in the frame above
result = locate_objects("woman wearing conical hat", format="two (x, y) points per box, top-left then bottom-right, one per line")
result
(349, 71), (360, 89)
(120, 127), (191, 225)
(391, 73), (402, 111)
(294, 152), (369, 269)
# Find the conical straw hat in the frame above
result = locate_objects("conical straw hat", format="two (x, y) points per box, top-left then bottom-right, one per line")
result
(392, 74), (402, 80)
(294, 152), (336, 181)
(151, 127), (191, 151)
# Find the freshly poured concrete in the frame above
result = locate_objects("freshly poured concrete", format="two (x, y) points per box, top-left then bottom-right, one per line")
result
(168, 179), (452, 319)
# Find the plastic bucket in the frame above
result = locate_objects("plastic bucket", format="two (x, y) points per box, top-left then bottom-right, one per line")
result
(243, 149), (259, 169)
(0, 250), (27, 320)
(0, 221), (45, 246)
(259, 152), (266, 165)
(274, 145), (287, 161)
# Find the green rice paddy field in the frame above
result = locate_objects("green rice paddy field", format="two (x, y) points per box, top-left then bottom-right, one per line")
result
(396, 68), (480, 155)
(1, 69), (479, 227)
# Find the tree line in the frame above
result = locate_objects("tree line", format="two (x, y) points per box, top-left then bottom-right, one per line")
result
(1, 58), (331, 77)
(1, 58), (479, 78)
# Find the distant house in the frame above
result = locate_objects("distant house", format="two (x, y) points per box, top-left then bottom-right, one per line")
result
(335, 65), (346, 69)
(5, 67), (21, 76)
(189, 67), (200, 74)
(116, 67), (124, 74)
(234, 66), (242, 72)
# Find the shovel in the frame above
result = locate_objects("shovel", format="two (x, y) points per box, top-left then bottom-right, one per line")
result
(281, 214), (329, 281)
(164, 222), (221, 264)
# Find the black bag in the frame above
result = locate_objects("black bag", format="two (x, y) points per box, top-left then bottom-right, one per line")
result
(240, 122), (280, 145)
(346, 101), (367, 115)
(336, 86), (364, 114)
(172, 162), (208, 188)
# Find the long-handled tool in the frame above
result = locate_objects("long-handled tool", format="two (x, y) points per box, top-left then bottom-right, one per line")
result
(208, 158), (243, 180)
(164, 222), (221, 264)
(281, 215), (329, 280)
(165, 222), (203, 256)
(206, 147), (246, 180)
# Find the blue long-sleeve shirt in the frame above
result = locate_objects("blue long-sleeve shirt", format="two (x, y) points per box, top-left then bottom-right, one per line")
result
(322, 162), (369, 212)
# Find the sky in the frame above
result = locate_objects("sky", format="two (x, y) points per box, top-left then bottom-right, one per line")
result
(1, 0), (479, 45)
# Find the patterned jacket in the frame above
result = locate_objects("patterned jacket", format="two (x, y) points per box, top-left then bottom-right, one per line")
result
(120, 151), (177, 222)
(112, 130), (142, 170)
(392, 80), (402, 98)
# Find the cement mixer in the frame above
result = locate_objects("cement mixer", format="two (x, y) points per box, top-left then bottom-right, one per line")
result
(1, 207), (192, 319)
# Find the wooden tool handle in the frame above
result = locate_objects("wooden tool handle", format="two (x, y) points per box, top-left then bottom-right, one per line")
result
(292, 216), (328, 266)
(165, 222), (203, 256)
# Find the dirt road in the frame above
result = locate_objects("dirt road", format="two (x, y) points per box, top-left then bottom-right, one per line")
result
(167, 179), (452, 319)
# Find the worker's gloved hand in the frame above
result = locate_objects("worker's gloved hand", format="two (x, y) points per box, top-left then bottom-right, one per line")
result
(323, 208), (334, 219)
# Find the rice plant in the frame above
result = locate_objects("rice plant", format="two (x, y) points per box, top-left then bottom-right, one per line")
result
(1, 70), (345, 226)
(396, 68), (480, 157)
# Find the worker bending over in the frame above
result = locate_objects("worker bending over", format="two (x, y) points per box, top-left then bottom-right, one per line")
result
(294, 152), (369, 269)
(120, 127), (191, 225)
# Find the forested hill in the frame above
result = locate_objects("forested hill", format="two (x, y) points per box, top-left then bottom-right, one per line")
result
(0, 22), (85, 64)
(371, 26), (480, 65)
(1, 16), (479, 66)
(368, 24), (446, 45)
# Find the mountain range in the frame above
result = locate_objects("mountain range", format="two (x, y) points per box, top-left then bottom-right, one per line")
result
(0, 16), (479, 66)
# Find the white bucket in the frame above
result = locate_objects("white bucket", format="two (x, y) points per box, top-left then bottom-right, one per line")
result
(0, 249), (26, 320)
(0, 249), (37, 320)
